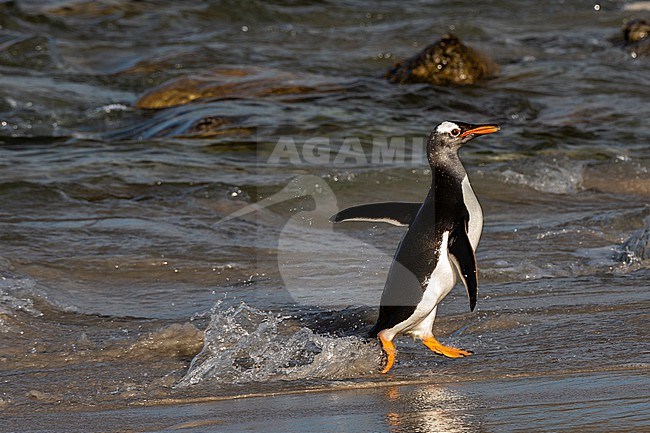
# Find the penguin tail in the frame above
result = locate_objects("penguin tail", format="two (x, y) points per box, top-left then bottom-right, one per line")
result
(367, 322), (381, 338)
(367, 307), (395, 338)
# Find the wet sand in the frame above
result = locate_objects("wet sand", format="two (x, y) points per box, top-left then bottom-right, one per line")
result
(4, 368), (648, 432)
(2, 256), (649, 432)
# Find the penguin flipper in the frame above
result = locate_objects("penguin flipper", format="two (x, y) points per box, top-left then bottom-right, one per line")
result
(329, 202), (422, 227)
(449, 223), (478, 312)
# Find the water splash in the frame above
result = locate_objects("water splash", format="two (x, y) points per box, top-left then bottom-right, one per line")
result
(616, 219), (650, 265)
(177, 302), (380, 387)
(0, 273), (41, 314)
(499, 158), (584, 194)
(0, 272), (42, 333)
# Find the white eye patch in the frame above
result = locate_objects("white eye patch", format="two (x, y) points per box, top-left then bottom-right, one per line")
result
(436, 121), (461, 135)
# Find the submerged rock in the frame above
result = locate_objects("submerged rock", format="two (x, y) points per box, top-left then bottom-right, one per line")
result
(385, 34), (499, 86)
(135, 67), (339, 109)
(131, 67), (343, 137)
(620, 18), (649, 57)
(624, 18), (649, 43)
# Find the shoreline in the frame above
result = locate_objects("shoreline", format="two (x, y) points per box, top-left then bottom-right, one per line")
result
(5, 362), (647, 414)
(4, 367), (648, 433)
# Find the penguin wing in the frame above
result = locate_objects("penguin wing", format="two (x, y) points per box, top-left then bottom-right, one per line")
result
(449, 222), (478, 312)
(329, 202), (422, 227)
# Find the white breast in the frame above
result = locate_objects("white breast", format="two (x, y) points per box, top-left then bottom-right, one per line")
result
(420, 231), (457, 309)
(388, 231), (456, 340)
(461, 175), (483, 249)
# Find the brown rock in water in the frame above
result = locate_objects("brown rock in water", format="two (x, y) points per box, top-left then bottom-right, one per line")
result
(624, 18), (649, 43)
(620, 18), (649, 56)
(135, 69), (257, 109)
(182, 116), (255, 138)
(385, 34), (499, 86)
(130, 67), (344, 137)
(135, 68), (337, 109)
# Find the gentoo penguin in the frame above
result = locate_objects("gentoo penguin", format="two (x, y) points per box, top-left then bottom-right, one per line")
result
(331, 121), (499, 373)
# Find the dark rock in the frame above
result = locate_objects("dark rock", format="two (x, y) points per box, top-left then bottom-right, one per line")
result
(621, 18), (649, 57)
(385, 34), (499, 86)
(624, 18), (649, 43)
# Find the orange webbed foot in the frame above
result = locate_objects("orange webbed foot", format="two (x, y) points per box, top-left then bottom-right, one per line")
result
(378, 332), (396, 373)
(422, 336), (472, 358)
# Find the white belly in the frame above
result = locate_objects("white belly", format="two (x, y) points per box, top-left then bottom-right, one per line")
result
(385, 231), (456, 340)
(418, 231), (457, 314)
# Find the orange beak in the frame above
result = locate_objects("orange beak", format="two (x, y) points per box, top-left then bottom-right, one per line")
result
(461, 124), (500, 138)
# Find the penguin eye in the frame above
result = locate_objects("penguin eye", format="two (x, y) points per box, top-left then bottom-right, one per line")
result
(450, 128), (461, 137)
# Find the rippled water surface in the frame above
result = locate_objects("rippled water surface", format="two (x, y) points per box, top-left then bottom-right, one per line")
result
(1, 1), (649, 432)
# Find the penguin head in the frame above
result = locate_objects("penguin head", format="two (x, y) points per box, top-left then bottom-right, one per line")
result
(427, 121), (499, 163)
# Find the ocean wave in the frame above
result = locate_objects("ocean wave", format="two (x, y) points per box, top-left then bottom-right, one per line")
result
(497, 157), (584, 194)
